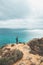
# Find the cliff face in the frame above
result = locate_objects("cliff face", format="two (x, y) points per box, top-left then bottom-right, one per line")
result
(27, 38), (43, 55)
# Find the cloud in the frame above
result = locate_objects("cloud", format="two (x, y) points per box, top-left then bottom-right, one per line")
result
(0, 0), (31, 20)
(0, 18), (43, 29)
(0, 19), (32, 28)
(0, 0), (43, 20)
(26, 0), (43, 19)
(0, 0), (43, 29)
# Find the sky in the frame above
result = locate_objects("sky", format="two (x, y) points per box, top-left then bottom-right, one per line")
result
(0, 0), (43, 29)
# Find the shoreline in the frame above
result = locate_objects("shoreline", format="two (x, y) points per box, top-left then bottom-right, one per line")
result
(0, 38), (43, 65)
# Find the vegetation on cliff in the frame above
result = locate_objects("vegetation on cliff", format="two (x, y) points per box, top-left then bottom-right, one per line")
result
(27, 38), (43, 55)
(0, 49), (23, 65)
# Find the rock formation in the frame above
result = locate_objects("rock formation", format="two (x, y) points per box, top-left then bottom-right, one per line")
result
(27, 38), (43, 55)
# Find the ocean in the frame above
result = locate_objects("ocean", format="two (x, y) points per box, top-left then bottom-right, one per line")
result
(0, 28), (43, 47)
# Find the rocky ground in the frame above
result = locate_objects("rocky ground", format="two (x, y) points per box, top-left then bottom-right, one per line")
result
(0, 42), (43, 65)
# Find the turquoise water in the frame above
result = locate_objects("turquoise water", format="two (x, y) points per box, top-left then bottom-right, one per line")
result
(0, 28), (43, 46)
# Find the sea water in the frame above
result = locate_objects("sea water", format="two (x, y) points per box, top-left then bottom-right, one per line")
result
(0, 28), (43, 46)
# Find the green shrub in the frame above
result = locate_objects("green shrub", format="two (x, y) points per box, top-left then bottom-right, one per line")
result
(0, 49), (23, 65)
(0, 57), (12, 65)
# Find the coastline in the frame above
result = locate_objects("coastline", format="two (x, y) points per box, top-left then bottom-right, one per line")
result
(0, 38), (43, 65)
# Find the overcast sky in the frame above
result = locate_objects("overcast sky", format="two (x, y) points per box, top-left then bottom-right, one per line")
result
(0, 0), (43, 29)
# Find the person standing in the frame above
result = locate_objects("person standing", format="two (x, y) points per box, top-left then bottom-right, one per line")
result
(16, 36), (18, 44)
